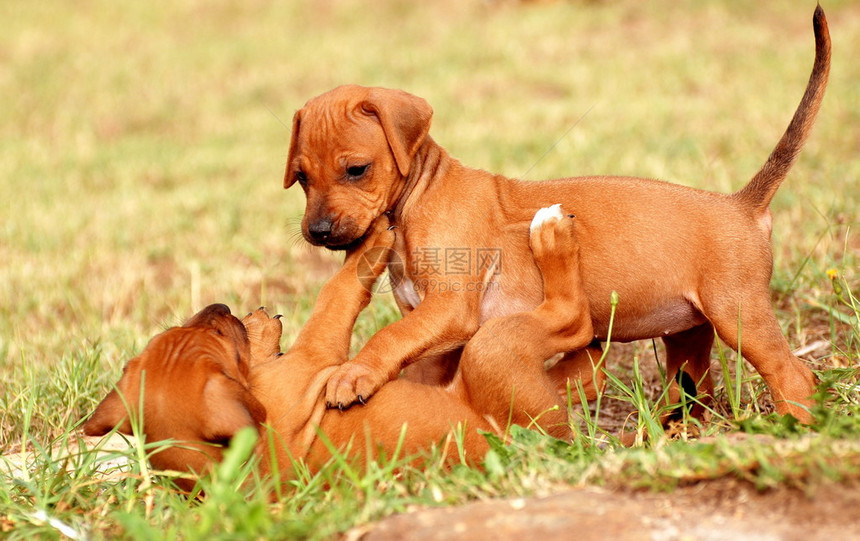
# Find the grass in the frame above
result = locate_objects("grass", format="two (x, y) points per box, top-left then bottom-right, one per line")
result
(1, 0), (858, 538)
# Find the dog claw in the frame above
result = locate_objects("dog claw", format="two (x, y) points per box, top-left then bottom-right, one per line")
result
(276, 352), (284, 357)
(337, 403), (344, 412)
(357, 395), (366, 405)
(567, 214), (576, 218)
(274, 314), (283, 319)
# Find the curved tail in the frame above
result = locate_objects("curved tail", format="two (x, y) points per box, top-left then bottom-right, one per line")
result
(733, 5), (831, 212)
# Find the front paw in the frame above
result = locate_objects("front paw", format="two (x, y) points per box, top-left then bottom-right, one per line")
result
(324, 361), (387, 410)
(242, 307), (283, 363)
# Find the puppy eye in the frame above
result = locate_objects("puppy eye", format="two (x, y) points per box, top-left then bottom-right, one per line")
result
(208, 436), (231, 446)
(346, 164), (369, 180)
(295, 170), (308, 186)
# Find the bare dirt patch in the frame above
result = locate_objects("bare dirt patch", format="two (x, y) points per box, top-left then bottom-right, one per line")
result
(356, 479), (860, 541)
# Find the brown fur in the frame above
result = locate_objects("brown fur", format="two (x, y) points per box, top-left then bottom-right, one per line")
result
(82, 304), (268, 491)
(84, 214), (593, 489)
(284, 7), (830, 422)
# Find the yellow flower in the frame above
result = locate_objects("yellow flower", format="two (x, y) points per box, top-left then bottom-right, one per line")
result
(827, 268), (843, 297)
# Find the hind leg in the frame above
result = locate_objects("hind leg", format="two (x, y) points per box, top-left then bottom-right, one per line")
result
(706, 294), (815, 423)
(661, 323), (715, 421)
(457, 205), (594, 438)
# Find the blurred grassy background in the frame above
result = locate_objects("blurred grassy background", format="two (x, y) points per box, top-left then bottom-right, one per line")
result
(0, 0), (857, 446)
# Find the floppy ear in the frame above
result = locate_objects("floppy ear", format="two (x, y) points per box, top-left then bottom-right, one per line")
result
(83, 358), (143, 436)
(201, 374), (267, 443)
(82, 389), (134, 436)
(283, 109), (303, 189)
(360, 89), (433, 177)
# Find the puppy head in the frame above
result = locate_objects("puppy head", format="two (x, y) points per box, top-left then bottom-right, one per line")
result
(284, 85), (433, 250)
(82, 303), (267, 492)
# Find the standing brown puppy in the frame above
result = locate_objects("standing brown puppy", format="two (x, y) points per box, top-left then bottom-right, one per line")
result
(284, 8), (830, 422)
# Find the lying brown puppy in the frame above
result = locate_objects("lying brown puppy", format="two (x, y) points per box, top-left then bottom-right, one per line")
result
(283, 7), (831, 422)
(84, 210), (591, 491)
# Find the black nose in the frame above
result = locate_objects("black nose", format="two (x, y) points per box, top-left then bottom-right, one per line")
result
(308, 217), (334, 242)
